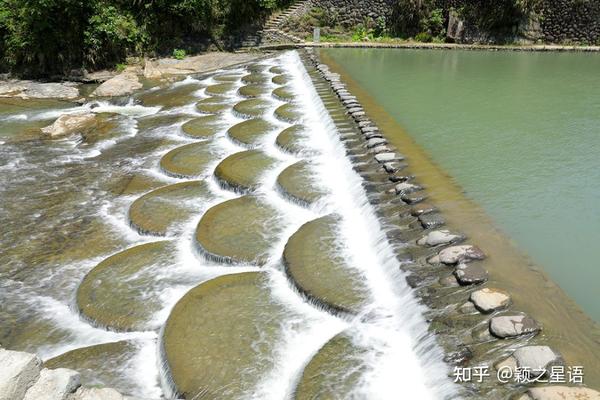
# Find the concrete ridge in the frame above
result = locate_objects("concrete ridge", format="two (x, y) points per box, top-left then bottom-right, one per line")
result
(260, 41), (600, 52)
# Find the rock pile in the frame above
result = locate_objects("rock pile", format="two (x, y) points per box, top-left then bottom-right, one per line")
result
(0, 348), (137, 400)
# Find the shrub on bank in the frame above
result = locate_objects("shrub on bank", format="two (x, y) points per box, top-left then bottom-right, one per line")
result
(0, 0), (293, 78)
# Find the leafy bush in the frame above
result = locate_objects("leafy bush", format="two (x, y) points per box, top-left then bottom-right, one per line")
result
(415, 31), (433, 42)
(172, 48), (186, 60)
(0, 0), (294, 77)
(84, 5), (147, 69)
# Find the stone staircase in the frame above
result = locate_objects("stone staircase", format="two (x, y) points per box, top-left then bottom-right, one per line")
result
(238, 0), (310, 50)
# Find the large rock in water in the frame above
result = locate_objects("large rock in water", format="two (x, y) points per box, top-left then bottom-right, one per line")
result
(0, 80), (79, 99)
(469, 287), (510, 313)
(195, 195), (284, 265)
(283, 215), (370, 314)
(163, 272), (288, 399)
(417, 230), (464, 247)
(44, 341), (139, 396)
(489, 314), (541, 338)
(69, 387), (131, 400)
(92, 73), (142, 97)
(429, 245), (485, 265)
(41, 113), (97, 138)
(22, 368), (80, 400)
(0, 349), (42, 400)
(510, 346), (562, 375)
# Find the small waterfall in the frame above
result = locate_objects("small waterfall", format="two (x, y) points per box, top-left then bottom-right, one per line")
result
(0, 52), (461, 400)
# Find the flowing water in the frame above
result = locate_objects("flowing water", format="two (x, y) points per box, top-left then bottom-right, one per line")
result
(0, 52), (460, 398)
(322, 48), (600, 323)
(321, 47), (600, 386)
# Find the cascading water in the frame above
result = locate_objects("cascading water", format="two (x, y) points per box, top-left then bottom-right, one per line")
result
(0, 50), (461, 399)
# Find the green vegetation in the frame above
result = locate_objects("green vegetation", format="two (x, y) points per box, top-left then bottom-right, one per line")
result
(172, 48), (186, 60)
(0, 0), (292, 77)
(390, 0), (537, 42)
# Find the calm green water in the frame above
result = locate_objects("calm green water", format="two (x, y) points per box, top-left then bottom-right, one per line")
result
(325, 48), (600, 322)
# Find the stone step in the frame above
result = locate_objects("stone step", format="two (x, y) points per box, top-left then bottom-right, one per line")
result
(162, 272), (293, 398)
(195, 195), (284, 265)
(283, 215), (370, 314)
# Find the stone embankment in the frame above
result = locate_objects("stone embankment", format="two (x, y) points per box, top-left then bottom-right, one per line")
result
(0, 347), (140, 400)
(305, 48), (600, 399)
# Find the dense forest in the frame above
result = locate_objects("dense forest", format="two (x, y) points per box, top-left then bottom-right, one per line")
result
(0, 0), (291, 77)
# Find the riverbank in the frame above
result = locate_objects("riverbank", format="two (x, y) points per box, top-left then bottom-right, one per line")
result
(0, 52), (266, 100)
(262, 41), (600, 53)
(316, 48), (600, 390)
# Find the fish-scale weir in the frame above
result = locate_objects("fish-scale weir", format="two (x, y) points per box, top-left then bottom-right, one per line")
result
(1, 51), (463, 400)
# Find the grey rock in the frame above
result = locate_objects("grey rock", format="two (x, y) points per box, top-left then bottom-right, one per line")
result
(70, 387), (127, 400)
(370, 145), (391, 154)
(513, 346), (562, 373)
(366, 137), (387, 148)
(23, 368), (80, 400)
(351, 111), (366, 118)
(394, 182), (421, 195)
(347, 106), (363, 113)
(357, 120), (372, 128)
(0, 349), (42, 400)
(401, 191), (427, 204)
(469, 288), (510, 313)
(41, 113), (97, 138)
(526, 386), (600, 400)
(417, 230), (463, 247)
(489, 314), (541, 338)
(454, 263), (488, 285)
(92, 72), (142, 97)
(418, 213), (445, 229)
(364, 132), (384, 140)
(375, 152), (402, 163)
(383, 162), (405, 173)
(429, 245), (485, 265)
(411, 203), (437, 217)
(0, 80), (79, 99)
(361, 126), (379, 133)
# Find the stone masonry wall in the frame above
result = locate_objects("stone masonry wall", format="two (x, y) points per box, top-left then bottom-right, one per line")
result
(310, 0), (396, 27)
(536, 0), (600, 44)
(308, 0), (600, 44)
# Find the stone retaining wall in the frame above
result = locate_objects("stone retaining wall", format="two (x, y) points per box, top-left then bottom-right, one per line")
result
(536, 0), (600, 44)
(310, 0), (395, 27)
(306, 0), (600, 44)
